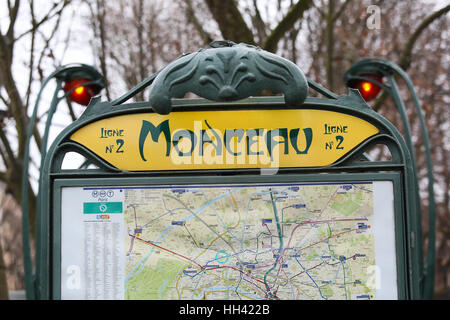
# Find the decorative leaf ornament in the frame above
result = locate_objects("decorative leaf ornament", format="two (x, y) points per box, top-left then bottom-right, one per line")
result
(149, 41), (309, 114)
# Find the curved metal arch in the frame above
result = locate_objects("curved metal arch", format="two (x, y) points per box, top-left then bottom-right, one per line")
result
(50, 142), (122, 173)
(336, 134), (405, 166)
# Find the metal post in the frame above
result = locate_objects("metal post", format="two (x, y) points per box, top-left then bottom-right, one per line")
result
(21, 64), (104, 299)
(344, 58), (436, 299)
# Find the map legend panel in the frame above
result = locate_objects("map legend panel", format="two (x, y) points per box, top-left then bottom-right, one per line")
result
(61, 187), (125, 300)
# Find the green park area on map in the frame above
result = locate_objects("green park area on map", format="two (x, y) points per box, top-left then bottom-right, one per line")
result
(122, 182), (376, 300)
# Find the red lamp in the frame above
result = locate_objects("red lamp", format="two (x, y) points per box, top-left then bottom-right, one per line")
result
(347, 74), (383, 102)
(63, 78), (103, 106)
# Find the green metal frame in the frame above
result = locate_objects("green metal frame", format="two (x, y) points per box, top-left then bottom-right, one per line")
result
(36, 94), (421, 300)
(30, 42), (426, 300)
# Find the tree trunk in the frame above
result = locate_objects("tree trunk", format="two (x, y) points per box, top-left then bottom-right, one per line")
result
(0, 240), (9, 300)
(204, 0), (256, 45)
(325, 0), (335, 91)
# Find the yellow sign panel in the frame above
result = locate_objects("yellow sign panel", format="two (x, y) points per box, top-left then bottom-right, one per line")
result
(70, 109), (379, 171)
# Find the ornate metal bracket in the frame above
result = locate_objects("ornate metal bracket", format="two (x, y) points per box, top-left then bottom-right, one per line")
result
(148, 41), (309, 114)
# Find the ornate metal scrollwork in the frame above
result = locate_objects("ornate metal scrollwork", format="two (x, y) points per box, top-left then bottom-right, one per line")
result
(148, 42), (309, 114)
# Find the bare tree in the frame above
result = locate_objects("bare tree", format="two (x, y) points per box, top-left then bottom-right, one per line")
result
(0, 0), (72, 298)
(85, 0), (208, 100)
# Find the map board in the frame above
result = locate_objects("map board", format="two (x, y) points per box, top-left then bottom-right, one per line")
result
(58, 179), (398, 300)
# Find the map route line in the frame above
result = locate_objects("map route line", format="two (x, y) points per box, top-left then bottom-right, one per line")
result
(204, 265), (280, 299)
(262, 223), (274, 248)
(203, 189), (243, 246)
(298, 218), (368, 224)
(126, 236), (135, 256)
(288, 252), (361, 282)
(229, 191), (242, 234)
(240, 276), (270, 299)
(195, 189), (242, 244)
(352, 184), (373, 193)
(131, 234), (205, 270)
(263, 191), (283, 300)
(177, 192), (243, 268)
(256, 186), (342, 286)
(128, 204), (139, 229)
(289, 261), (326, 281)
(297, 227), (359, 252)
(295, 256), (328, 300)
(279, 187), (346, 261)
(272, 251), (292, 288)
(176, 260), (271, 300)
(269, 224), (361, 290)
(163, 193), (246, 267)
(281, 205), (295, 237)
(279, 265), (296, 299)
(280, 216), (369, 251)
(183, 224), (200, 248)
(240, 189), (274, 251)
(296, 186), (340, 246)
(142, 206), (187, 227)
(341, 259), (348, 300)
(192, 229), (236, 263)
(276, 226), (360, 272)
(131, 233), (269, 298)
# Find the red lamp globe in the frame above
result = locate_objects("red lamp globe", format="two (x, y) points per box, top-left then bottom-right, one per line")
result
(348, 74), (383, 102)
(63, 78), (102, 106)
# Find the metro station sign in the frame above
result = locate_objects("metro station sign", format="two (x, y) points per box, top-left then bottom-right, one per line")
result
(36, 42), (420, 302)
(70, 109), (379, 171)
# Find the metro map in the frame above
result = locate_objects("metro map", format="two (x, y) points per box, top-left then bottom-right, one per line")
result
(122, 182), (376, 300)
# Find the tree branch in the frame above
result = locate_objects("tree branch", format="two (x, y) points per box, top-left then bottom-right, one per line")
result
(0, 126), (16, 168)
(14, 1), (71, 42)
(263, 0), (313, 53)
(251, 0), (267, 43)
(0, 35), (27, 157)
(204, 0), (256, 45)
(373, 4), (450, 111)
(398, 4), (450, 70)
(183, 0), (213, 44)
(332, 0), (351, 23)
(325, 0), (335, 90)
(6, 0), (20, 41)
(24, 0), (37, 112)
(95, 0), (111, 100)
